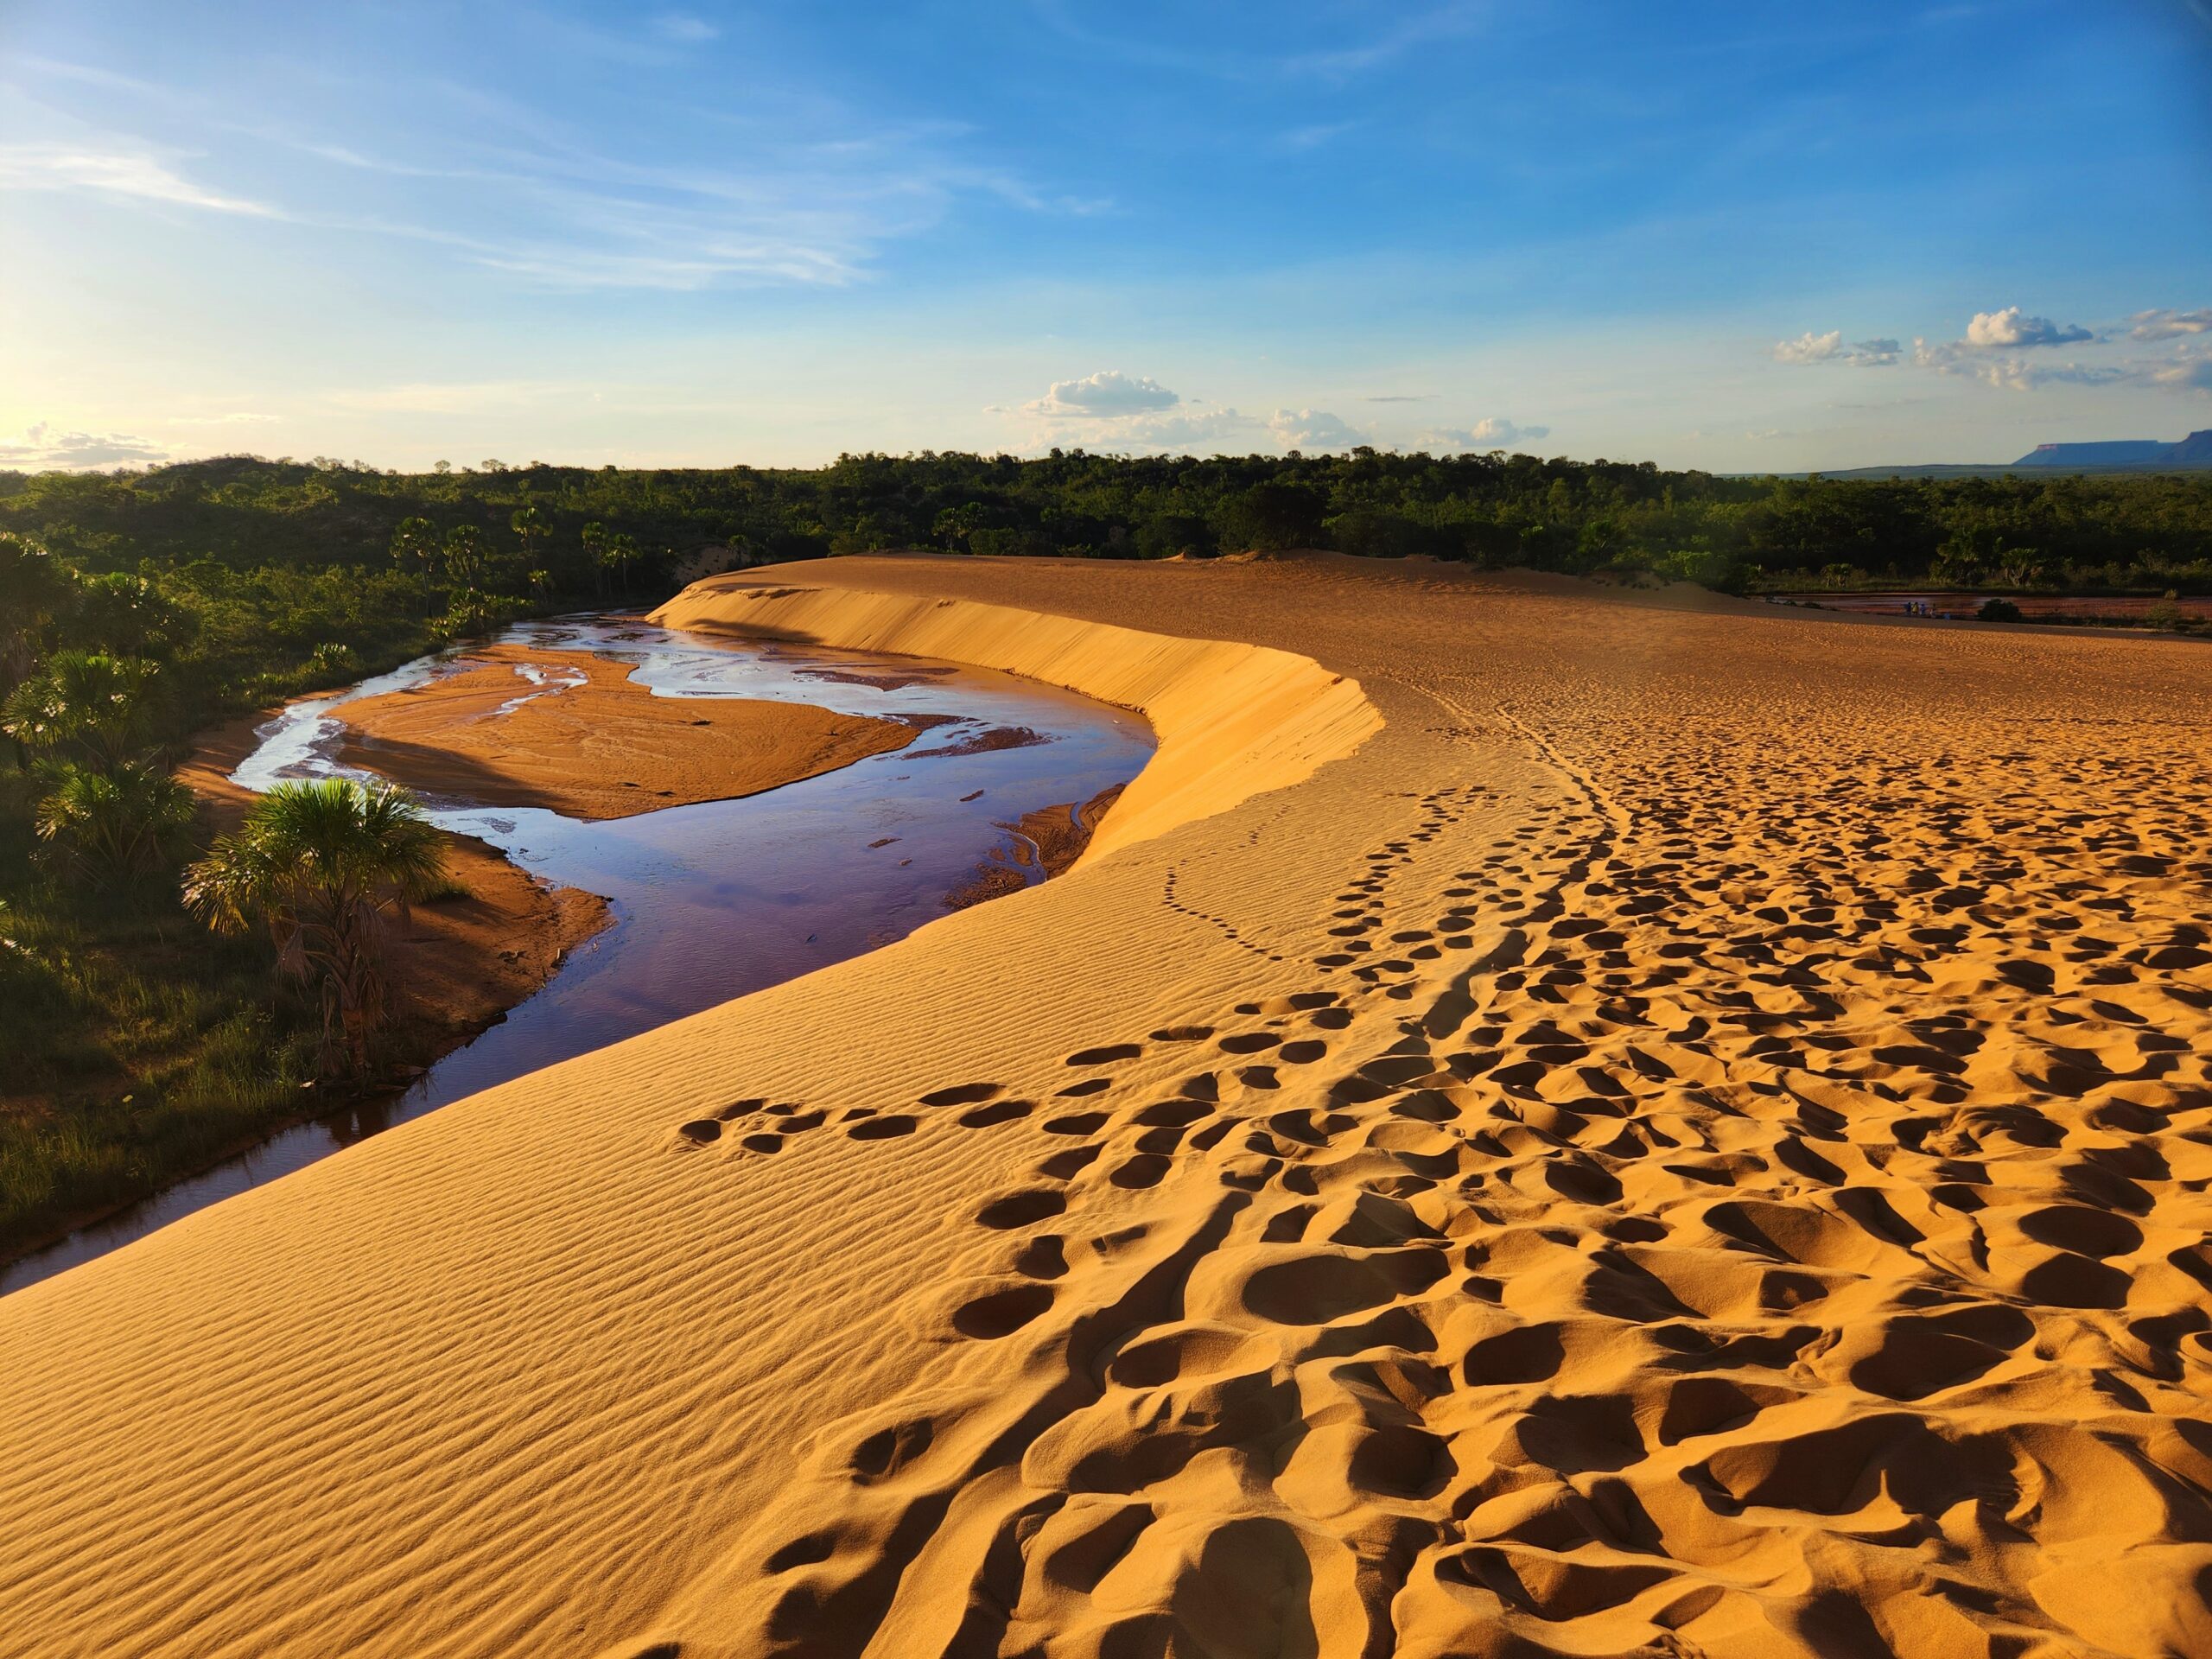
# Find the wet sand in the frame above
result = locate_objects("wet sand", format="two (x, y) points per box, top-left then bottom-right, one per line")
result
(7, 554), (2211, 1659)
(333, 641), (921, 821)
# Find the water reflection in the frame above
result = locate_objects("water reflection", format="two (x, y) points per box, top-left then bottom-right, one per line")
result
(3, 617), (1154, 1293)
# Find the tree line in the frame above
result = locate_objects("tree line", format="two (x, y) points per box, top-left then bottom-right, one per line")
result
(4, 450), (2208, 618)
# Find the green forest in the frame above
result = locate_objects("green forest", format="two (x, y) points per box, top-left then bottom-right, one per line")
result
(7, 449), (2211, 607)
(2, 447), (2207, 1260)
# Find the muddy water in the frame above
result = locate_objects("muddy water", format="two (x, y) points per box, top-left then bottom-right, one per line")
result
(4, 617), (1154, 1291)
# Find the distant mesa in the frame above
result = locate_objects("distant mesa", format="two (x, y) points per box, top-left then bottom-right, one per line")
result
(2015, 439), (2168, 467)
(1793, 429), (2212, 480)
(2012, 430), (2212, 470)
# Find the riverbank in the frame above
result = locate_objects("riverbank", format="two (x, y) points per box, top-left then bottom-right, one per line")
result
(5, 556), (2209, 1658)
(4, 623), (1152, 1285)
(182, 711), (617, 1065)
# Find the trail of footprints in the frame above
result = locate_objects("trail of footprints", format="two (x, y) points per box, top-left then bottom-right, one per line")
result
(654, 759), (2212, 1659)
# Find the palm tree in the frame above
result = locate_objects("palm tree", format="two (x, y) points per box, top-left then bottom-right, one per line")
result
(581, 520), (608, 597)
(442, 524), (486, 590)
(512, 505), (549, 576)
(0, 531), (67, 696)
(184, 779), (446, 1078)
(391, 517), (441, 615)
(0, 650), (161, 772)
(35, 760), (197, 885)
(601, 530), (642, 598)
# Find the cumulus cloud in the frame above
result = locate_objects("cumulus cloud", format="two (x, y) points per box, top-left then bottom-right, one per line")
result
(1963, 306), (2093, 349)
(1023, 370), (1180, 417)
(1773, 330), (1841, 364)
(0, 142), (278, 216)
(0, 422), (168, 470)
(1428, 417), (1551, 448)
(2132, 308), (2212, 341)
(1773, 330), (1900, 365)
(1266, 409), (1366, 451)
(1915, 340), (2127, 391)
(1123, 409), (1268, 448)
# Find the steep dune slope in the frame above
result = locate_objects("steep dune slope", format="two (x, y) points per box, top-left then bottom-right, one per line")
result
(3, 554), (2209, 1659)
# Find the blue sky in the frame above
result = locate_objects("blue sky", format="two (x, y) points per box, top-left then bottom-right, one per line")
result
(2, 0), (2208, 472)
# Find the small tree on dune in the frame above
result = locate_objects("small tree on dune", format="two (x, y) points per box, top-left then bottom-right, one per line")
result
(184, 779), (446, 1078)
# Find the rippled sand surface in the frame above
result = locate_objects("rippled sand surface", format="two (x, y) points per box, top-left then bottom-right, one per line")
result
(3, 553), (2208, 1659)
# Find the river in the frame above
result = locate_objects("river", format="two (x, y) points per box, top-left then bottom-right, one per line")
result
(3, 616), (1154, 1292)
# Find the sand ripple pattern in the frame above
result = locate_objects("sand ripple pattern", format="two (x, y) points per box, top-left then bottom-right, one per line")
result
(661, 732), (2212, 1657)
(8, 560), (2209, 1659)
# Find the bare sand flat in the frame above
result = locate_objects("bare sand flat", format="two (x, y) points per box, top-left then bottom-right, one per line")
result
(4, 555), (2210, 1658)
(334, 641), (919, 820)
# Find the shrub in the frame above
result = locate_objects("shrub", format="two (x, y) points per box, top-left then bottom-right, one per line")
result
(34, 761), (198, 885)
(1977, 597), (2024, 622)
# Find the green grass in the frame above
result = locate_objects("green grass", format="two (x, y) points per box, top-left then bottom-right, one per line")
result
(0, 772), (319, 1255)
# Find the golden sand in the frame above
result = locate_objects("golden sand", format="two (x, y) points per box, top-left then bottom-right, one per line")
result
(4, 554), (2209, 1658)
(334, 641), (919, 821)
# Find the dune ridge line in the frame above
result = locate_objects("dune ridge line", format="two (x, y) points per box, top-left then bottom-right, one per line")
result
(652, 575), (1385, 863)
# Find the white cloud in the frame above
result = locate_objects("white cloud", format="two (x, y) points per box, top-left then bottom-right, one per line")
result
(1022, 371), (1181, 416)
(1963, 306), (2093, 349)
(0, 422), (168, 470)
(0, 141), (278, 217)
(1773, 330), (1841, 364)
(1428, 417), (1551, 448)
(1266, 408), (1366, 451)
(2132, 308), (2212, 341)
(1773, 329), (1899, 365)
(1915, 340), (2126, 391)
(2147, 353), (2212, 393)
(1116, 409), (1266, 448)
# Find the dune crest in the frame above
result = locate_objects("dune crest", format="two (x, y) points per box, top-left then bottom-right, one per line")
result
(653, 577), (1383, 863)
(3, 555), (2209, 1659)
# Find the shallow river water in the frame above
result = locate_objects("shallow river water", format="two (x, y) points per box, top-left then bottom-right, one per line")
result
(3, 616), (1154, 1292)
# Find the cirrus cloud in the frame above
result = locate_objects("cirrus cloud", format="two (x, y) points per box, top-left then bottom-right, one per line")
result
(2132, 308), (2212, 341)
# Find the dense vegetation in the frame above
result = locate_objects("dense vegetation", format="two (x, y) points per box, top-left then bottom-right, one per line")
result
(3, 446), (2206, 1260)
(6, 449), (2209, 610)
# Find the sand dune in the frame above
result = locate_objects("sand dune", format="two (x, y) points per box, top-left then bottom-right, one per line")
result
(3, 555), (2209, 1658)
